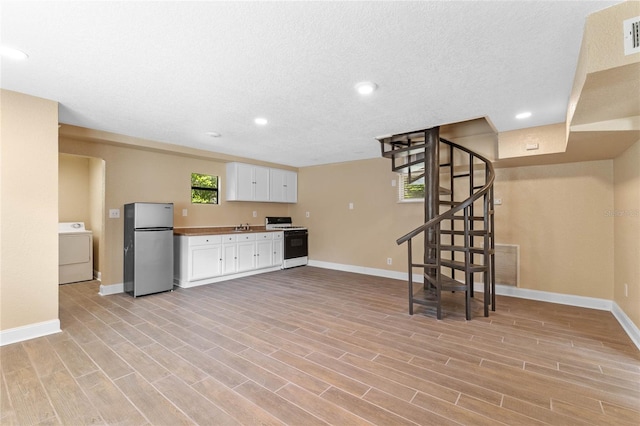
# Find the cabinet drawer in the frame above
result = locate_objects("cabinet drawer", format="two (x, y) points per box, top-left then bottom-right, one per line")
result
(272, 232), (283, 240)
(256, 232), (272, 240)
(188, 235), (222, 246)
(221, 234), (237, 243)
(236, 233), (256, 242)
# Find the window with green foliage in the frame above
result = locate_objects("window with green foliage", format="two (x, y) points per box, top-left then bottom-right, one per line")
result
(399, 173), (425, 202)
(191, 173), (219, 204)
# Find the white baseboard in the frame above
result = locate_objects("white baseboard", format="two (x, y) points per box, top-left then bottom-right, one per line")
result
(0, 319), (61, 347)
(99, 282), (124, 296)
(308, 260), (408, 281)
(481, 283), (613, 311)
(309, 260), (640, 351)
(612, 302), (640, 350)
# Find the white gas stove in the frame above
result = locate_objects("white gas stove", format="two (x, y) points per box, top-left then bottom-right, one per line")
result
(265, 217), (307, 231)
(265, 217), (308, 268)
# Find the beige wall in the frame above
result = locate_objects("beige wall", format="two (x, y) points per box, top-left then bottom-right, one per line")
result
(291, 158), (415, 270)
(494, 160), (614, 299)
(89, 157), (105, 273)
(613, 139), (640, 326)
(58, 136), (291, 286)
(499, 123), (567, 159)
(1, 90), (59, 331)
(59, 154), (91, 223)
(293, 156), (616, 301)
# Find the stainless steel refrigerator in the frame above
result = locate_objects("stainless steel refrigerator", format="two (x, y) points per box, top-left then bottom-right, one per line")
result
(124, 202), (174, 297)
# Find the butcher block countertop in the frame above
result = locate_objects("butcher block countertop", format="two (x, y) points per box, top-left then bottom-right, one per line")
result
(173, 226), (280, 236)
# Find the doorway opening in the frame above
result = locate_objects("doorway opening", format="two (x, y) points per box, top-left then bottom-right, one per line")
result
(58, 153), (105, 284)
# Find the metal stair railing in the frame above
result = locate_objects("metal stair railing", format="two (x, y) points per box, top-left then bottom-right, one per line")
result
(380, 133), (495, 319)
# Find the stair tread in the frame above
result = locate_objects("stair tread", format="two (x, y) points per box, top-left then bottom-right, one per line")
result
(411, 292), (439, 307)
(450, 215), (487, 221)
(440, 229), (490, 236)
(433, 245), (494, 254)
(424, 274), (469, 291)
(440, 259), (487, 271)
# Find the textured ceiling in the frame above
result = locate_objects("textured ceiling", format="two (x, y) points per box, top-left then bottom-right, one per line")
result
(0, 1), (620, 167)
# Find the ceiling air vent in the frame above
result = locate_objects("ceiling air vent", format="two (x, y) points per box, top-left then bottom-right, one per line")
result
(623, 16), (640, 56)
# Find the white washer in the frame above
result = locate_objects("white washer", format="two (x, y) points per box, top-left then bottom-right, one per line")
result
(59, 222), (93, 284)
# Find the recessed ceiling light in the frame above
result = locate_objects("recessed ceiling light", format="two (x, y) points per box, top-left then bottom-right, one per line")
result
(515, 111), (532, 119)
(0, 46), (29, 61)
(206, 131), (221, 138)
(355, 81), (378, 95)
(254, 117), (268, 125)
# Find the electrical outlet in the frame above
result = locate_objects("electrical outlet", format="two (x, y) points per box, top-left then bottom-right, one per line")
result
(306, 211), (310, 218)
(182, 209), (188, 217)
(108, 208), (120, 219)
(252, 211), (257, 218)
(349, 202), (354, 210)
(387, 258), (392, 265)
(391, 179), (396, 187)
(494, 198), (503, 205)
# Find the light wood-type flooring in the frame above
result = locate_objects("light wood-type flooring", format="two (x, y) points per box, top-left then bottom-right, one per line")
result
(1, 266), (639, 425)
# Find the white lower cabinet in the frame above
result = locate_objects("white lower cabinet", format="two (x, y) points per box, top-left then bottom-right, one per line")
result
(237, 238), (256, 272)
(256, 233), (273, 269)
(174, 231), (283, 288)
(273, 232), (283, 266)
(222, 234), (238, 275)
(183, 235), (223, 281)
(190, 245), (222, 280)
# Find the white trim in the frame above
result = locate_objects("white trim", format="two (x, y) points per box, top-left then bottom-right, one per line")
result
(309, 260), (640, 351)
(174, 266), (282, 289)
(0, 320), (61, 347)
(99, 283), (124, 296)
(612, 302), (640, 350)
(308, 260), (408, 281)
(477, 282), (613, 311)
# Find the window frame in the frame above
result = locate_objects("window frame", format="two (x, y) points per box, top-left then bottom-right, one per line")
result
(191, 172), (219, 205)
(397, 173), (425, 203)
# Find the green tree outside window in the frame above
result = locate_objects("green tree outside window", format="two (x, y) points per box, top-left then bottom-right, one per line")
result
(191, 173), (218, 204)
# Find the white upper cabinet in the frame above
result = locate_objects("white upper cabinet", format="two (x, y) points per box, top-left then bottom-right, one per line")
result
(270, 169), (297, 203)
(226, 162), (297, 203)
(226, 162), (270, 202)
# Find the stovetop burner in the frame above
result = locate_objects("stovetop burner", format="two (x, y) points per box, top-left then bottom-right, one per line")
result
(269, 225), (306, 230)
(265, 216), (306, 231)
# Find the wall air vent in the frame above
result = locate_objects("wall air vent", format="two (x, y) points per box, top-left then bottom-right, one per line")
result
(495, 244), (519, 287)
(623, 16), (640, 56)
